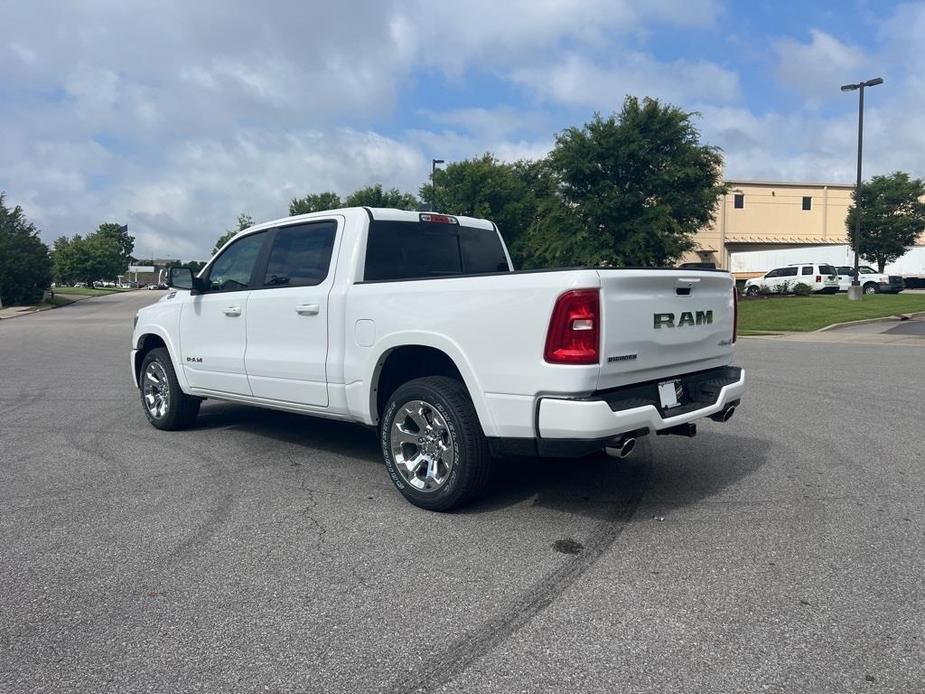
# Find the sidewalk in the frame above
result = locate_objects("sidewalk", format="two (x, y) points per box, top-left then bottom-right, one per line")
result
(747, 316), (925, 346)
(0, 293), (85, 320)
(0, 305), (46, 320)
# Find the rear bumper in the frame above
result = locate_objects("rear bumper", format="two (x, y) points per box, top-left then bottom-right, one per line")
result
(537, 366), (745, 440)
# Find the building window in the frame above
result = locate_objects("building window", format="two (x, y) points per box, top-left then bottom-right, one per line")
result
(802, 196), (812, 211)
(734, 194), (744, 209)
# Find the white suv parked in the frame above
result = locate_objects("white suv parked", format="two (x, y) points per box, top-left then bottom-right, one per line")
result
(834, 265), (904, 294)
(743, 264), (839, 296)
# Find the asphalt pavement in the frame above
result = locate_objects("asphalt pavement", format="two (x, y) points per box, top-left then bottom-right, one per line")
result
(1, 291), (922, 693)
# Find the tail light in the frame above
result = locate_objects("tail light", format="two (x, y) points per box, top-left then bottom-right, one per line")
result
(544, 289), (600, 364)
(815, 275), (822, 282)
(732, 285), (738, 343)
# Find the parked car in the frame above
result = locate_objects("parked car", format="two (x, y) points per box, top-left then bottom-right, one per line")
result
(743, 264), (839, 296)
(834, 265), (904, 294)
(131, 208), (745, 511)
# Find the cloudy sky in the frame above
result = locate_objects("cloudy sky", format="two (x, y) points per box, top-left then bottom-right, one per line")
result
(2, 0), (924, 259)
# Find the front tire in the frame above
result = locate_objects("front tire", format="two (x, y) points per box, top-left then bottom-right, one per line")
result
(745, 285), (760, 297)
(380, 376), (490, 511)
(139, 347), (201, 430)
(863, 283), (878, 295)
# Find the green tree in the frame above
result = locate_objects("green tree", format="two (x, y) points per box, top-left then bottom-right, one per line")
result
(87, 223), (130, 281)
(344, 184), (418, 210)
(520, 97), (726, 268)
(847, 171), (925, 272)
(0, 193), (53, 306)
(212, 213), (254, 256)
(288, 192), (341, 216)
(95, 222), (134, 263)
(419, 155), (547, 267)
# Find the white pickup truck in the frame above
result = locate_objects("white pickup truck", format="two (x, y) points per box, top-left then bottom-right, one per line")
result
(131, 208), (745, 510)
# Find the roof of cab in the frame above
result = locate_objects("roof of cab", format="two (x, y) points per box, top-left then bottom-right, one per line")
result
(238, 207), (495, 236)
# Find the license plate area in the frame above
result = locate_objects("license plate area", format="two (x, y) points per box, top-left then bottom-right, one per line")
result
(658, 380), (683, 409)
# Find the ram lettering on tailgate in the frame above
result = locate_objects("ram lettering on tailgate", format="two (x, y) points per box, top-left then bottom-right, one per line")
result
(653, 310), (713, 329)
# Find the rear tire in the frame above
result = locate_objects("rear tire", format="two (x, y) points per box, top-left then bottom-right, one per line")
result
(380, 376), (490, 511)
(139, 347), (201, 430)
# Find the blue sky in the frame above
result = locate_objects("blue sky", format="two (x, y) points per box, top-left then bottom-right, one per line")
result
(2, 0), (924, 259)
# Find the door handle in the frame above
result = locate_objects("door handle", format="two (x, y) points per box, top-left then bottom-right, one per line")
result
(223, 306), (242, 317)
(295, 303), (320, 316)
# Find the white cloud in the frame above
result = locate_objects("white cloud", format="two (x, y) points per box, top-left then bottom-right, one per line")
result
(774, 29), (869, 104)
(511, 52), (742, 109)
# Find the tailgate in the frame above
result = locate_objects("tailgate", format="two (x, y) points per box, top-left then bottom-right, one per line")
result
(596, 270), (735, 390)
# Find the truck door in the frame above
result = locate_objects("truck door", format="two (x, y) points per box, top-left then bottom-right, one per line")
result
(243, 219), (340, 407)
(180, 230), (269, 395)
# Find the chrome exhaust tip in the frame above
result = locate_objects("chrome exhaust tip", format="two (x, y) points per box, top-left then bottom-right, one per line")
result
(709, 404), (736, 423)
(605, 436), (636, 459)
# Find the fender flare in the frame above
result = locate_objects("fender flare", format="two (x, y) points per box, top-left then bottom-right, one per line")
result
(134, 325), (191, 392)
(361, 331), (497, 437)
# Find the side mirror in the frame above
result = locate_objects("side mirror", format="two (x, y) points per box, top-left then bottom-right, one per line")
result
(167, 266), (194, 290)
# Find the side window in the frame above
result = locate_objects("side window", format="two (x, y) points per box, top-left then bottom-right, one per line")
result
(205, 231), (267, 292)
(801, 266), (813, 275)
(765, 269), (781, 278)
(264, 222), (337, 287)
(781, 267), (799, 277)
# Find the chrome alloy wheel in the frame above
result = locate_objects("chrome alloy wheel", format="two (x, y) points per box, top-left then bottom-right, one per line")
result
(142, 360), (170, 419)
(390, 400), (456, 492)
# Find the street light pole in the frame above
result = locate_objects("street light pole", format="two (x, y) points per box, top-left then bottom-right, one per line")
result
(431, 159), (444, 211)
(841, 77), (883, 301)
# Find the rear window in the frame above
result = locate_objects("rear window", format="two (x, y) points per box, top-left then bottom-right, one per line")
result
(819, 264), (836, 275)
(363, 219), (510, 281)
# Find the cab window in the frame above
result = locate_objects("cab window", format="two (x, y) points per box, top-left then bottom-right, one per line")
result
(801, 266), (813, 275)
(263, 222), (337, 287)
(204, 231), (267, 292)
(780, 267), (798, 277)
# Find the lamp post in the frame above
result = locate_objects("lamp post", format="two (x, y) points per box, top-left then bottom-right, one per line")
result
(431, 159), (444, 211)
(840, 77), (883, 301)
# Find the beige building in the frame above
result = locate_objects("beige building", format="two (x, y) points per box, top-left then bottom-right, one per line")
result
(685, 180), (856, 273)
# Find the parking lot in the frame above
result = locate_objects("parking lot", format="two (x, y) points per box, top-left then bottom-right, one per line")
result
(1, 291), (923, 693)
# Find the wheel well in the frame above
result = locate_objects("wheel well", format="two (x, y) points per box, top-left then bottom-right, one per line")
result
(134, 334), (167, 382)
(374, 346), (464, 419)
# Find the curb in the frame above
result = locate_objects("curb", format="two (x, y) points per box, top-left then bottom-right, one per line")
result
(815, 310), (925, 332)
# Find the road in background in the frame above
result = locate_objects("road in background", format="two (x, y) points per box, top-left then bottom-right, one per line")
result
(1, 292), (922, 693)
